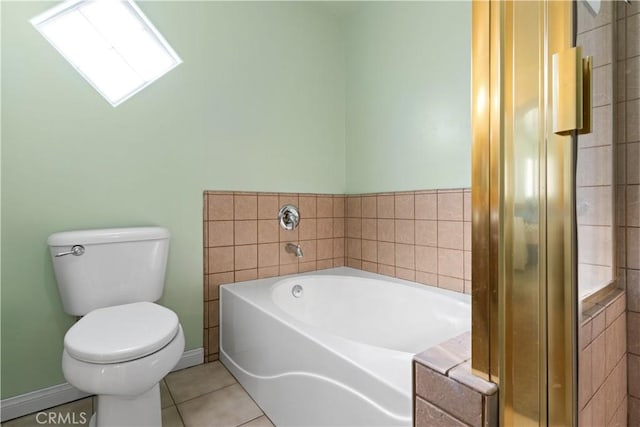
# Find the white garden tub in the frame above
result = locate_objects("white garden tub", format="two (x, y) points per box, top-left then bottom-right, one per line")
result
(219, 267), (470, 426)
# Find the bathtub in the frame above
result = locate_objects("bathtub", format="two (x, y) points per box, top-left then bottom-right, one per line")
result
(219, 267), (470, 426)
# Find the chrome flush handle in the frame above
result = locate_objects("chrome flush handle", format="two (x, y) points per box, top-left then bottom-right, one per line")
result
(55, 245), (85, 257)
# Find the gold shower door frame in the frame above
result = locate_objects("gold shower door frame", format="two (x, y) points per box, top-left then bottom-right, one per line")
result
(471, 1), (577, 425)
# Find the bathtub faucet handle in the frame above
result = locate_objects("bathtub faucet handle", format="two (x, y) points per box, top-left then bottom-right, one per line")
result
(285, 243), (303, 258)
(278, 205), (300, 231)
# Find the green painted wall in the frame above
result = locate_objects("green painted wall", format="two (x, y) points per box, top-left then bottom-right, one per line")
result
(344, 2), (471, 193)
(1, 1), (345, 399)
(1, 0), (471, 400)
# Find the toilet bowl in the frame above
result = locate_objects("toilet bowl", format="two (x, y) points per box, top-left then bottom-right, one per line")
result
(62, 303), (184, 426)
(47, 227), (184, 426)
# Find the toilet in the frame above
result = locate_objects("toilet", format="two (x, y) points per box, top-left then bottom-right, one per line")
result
(47, 227), (185, 427)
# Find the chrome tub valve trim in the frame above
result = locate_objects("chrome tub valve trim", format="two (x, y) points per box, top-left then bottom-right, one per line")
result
(278, 204), (300, 231)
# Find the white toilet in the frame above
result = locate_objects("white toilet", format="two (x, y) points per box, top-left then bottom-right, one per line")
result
(47, 227), (185, 427)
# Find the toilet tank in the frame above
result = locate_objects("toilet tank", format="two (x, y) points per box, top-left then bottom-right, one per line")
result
(47, 227), (170, 316)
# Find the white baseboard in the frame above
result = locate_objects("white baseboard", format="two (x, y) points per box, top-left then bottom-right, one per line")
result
(172, 347), (204, 372)
(0, 347), (204, 422)
(0, 383), (91, 424)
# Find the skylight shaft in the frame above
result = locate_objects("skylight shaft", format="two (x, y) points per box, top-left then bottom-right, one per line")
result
(30, 0), (182, 107)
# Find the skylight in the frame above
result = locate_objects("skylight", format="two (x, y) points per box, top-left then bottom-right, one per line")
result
(31, 0), (182, 107)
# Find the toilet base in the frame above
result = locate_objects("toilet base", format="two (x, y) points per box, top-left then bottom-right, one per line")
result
(95, 384), (161, 427)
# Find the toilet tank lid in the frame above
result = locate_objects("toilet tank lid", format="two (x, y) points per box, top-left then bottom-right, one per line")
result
(47, 227), (170, 246)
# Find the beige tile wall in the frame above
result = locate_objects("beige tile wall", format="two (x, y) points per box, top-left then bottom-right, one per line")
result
(413, 332), (497, 427)
(203, 188), (471, 361)
(203, 191), (346, 361)
(576, 3), (640, 425)
(579, 291), (628, 426)
(344, 189), (472, 294)
(617, 1), (640, 425)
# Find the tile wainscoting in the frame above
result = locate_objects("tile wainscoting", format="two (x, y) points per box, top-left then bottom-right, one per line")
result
(344, 189), (472, 294)
(203, 188), (471, 361)
(203, 191), (347, 362)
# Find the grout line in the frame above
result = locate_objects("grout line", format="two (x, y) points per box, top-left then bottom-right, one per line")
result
(172, 381), (238, 407)
(160, 378), (185, 426)
(175, 405), (187, 427)
(162, 380), (178, 413)
(415, 388), (472, 426)
(237, 414), (265, 427)
(172, 403), (188, 427)
(229, 378), (269, 426)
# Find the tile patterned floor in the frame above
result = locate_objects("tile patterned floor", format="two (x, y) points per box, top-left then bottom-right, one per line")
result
(2, 362), (274, 427)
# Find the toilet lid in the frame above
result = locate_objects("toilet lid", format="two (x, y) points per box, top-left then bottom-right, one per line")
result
(64, 302), (179, 364)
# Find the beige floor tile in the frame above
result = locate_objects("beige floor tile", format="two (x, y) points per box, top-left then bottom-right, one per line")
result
(1, 413), (40, 427)
(177, 384), (262, 427)
(162, 406), (184, 427)
(2, 397), (93, 427)
(239, 415), (274, 427)
(165, 361), (236, 403)
(161, 379), (175, 408)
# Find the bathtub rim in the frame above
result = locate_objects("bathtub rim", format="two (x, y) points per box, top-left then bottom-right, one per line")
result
(222, 266), (470, 305)
(220, 268), (470, 355)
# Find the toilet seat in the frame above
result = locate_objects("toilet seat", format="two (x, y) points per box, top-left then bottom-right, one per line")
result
(64, 301), (179, 364)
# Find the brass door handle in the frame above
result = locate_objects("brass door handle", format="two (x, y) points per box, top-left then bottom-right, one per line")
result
(579, 55), (592, 134)
(552, 46), (592, 135)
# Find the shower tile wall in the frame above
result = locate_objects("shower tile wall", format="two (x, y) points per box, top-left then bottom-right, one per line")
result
(579, 290), (628, 425)
(413, 332), (498, 427)
(344, 189), (472, 294)
(576, 2), (638, 424)
(618, 1), (640, 424)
